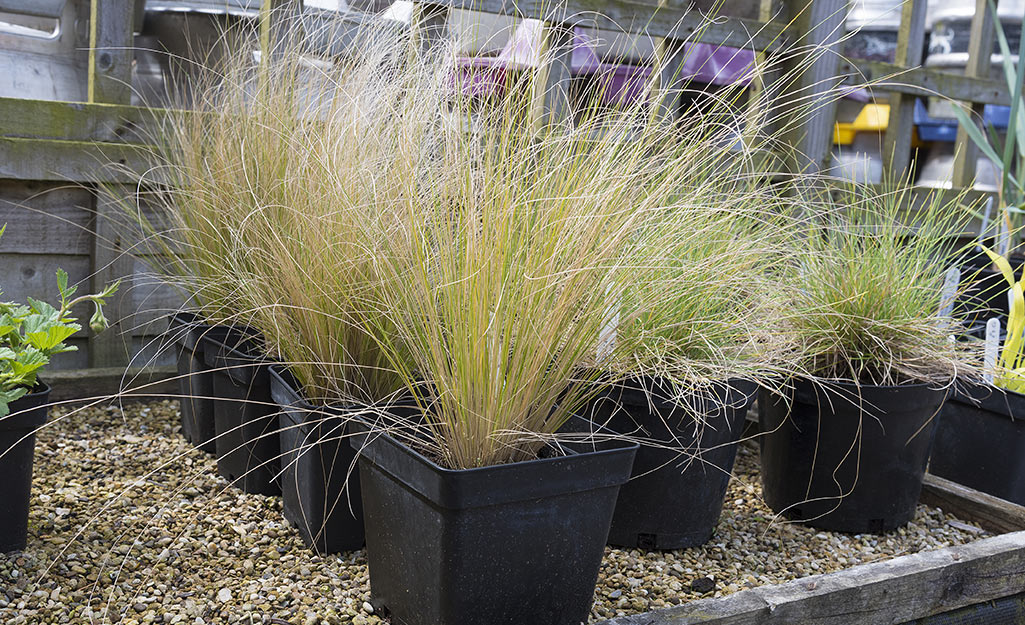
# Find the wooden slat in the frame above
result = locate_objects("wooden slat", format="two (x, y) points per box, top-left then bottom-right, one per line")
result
(778, 0), (847, 175)
(599, 531), (1025, 625)
(922, 473), (1025, 535)
(847, 61), (1013, 107)
(882, 0), (928, 176)
(413, 2), (451, 56)
(534, 21), (576, 130)
(441, 0), (787, 52)
(952, 0), (997, 189)
(88, 0), (136, 105)
(90, 185), (134, 368)
(0, 137), (149, 183)
(0, 181), (93, 255)
(0, 252), (93, 339)
(0, 98), (157, 144)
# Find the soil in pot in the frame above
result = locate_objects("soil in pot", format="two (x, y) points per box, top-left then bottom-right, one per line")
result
(269, 365), (364, 554)
(588, 377), (756, 549)
(202, 329), (280, 496)
(167, 311), (229, 454)
(1, 381), (50, 552)
(758, 379), (945, 534)
(930, 383), (1025, 506)
(349, 416), (638, 625)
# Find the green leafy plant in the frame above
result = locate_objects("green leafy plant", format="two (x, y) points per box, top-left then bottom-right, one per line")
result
(949, 1), (1025, 235)
(0, 225), (120, 417)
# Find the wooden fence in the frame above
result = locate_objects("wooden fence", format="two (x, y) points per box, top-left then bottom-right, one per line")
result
(0, 0), (1017, 374)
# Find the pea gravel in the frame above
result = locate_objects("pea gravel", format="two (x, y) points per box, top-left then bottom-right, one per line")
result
(0, 400), (991, 624)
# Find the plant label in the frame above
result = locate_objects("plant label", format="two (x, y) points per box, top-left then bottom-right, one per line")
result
(939, 266), (960, 320)
(984, 317), (1001, 385)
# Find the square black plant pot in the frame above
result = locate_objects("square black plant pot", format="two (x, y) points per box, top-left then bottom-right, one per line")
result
(759, 379), (946, 534)
(269, 365), (364, 554)
(0, 381), (50, 552)
(930, 383), (1025, 506)
(589, 377), (757, 549)
(349, 417), (638, 625)
(202, 329), (281, 496)
(167, 311), (231, 454)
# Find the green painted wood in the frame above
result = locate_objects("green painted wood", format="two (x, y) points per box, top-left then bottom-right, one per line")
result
(0, 137), (150, 183)
(88, 0), (136, 105)
(0, 98), (159, 143)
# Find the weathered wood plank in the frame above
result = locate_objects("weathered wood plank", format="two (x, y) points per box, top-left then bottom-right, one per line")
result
(882, 0), (928, 176)
(845, 61), (1013, 107)
(921, 473), (1025, 535)
(45, 365), (179, 403)
(599, 531), (1025, 624)
(0, 181), (93, 255)
(0, 98), (157, 144)
(88, 0), (136, 105)
(90, 185), (135, 368)
(952, 0), (997, 190)
(778, 0), (847, 175)
(441, 0), (786, 52)
(0, 138), (149, 183)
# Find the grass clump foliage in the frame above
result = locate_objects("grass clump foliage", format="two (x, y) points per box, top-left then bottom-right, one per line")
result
(783, 182), (979, 386)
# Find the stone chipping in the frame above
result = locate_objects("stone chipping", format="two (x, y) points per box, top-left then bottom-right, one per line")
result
(0, 400), (991, 624)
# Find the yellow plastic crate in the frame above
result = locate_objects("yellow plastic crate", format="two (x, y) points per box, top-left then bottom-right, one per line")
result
(834, 103), (890, 145)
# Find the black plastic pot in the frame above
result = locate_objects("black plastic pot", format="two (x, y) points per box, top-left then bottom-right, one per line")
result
(202, 330), (280, 496)
(589, 377), (756, 549)
(167, 311), (229, 454)
(758, 379), (945, 534)
(930, 383), (1025, 506)
(269, 365), (364, 553)
(1, 381), (50, 552)
(349, 417), (638, 625)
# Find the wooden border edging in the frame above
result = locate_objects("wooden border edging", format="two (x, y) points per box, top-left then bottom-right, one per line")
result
(921, 474), (1025, 535)
(46, 365), (178, 403)
(599, 530), (1025, 625)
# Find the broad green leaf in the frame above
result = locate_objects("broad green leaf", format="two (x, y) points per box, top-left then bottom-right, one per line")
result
(25, 297), (58, 320)
(26, 325), (78, 351)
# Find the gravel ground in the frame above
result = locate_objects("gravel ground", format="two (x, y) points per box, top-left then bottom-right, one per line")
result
(0, 400), (991, 624)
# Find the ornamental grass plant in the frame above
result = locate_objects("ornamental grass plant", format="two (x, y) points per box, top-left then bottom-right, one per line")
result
(783, 181), (981, 387)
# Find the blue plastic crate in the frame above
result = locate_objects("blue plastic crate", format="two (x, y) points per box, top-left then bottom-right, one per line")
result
(914, 99), (1012, 142)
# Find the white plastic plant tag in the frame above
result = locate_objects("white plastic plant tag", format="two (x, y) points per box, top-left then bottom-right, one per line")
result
(977, 196), (994, 251)
(597, 284), (619, 363)
(938, 266), (960, 320)
(998, 215), (1011, 258)
(984, 317), (1001, 385)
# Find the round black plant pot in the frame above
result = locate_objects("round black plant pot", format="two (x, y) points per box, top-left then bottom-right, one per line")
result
(167, 311), (233, 454)
(202, 329), (280, 496)
(758, 379), (945, 534)
(930, 383), (1025, 506)
(1, 381), (50, 552)
(269, 365), (364, 554)
(349, 416), (638, 625)
(589, 377), (756, 549)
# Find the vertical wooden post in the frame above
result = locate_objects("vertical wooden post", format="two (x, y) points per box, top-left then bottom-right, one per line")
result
(88, 0), (136, 367)
(260, 0), (302, 61)
(88, 0), (135, 105)
(882, 0), (928, 177)
(532, 21), (576, 131)
(651, 38), (686, 123)
(412, 2), (451, 57)
(952, 0), (998, 189)
(779, 0), (849, 175)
